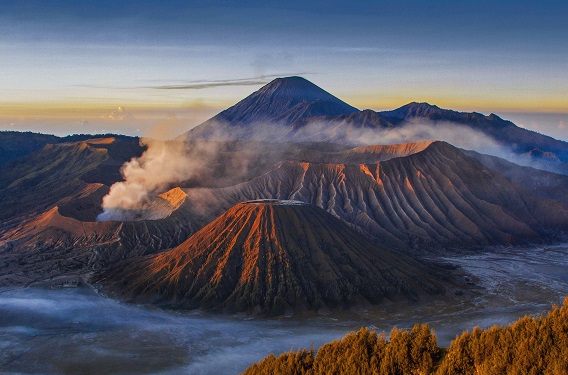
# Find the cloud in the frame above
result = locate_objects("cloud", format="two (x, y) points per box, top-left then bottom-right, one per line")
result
(151, 73), (311, 90)
(104, 106), (135, 121)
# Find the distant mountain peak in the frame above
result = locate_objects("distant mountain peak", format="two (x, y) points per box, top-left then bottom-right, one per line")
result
(259, 76), (320, 94)
(381, 102), (446, 119)
(251, 76), (357, 109)
(181, 76), (358, 140)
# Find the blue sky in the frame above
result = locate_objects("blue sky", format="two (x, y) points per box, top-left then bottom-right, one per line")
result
(0, 0), (567, 139)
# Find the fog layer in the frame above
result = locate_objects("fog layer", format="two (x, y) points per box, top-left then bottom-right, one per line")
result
(1, 245), (567, 374)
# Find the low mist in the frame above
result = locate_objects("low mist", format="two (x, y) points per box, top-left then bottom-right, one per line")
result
(98, 117), (534, 222)
(190, 117), (513, 158)
(3, 242), (566, 374)
(0, 287), (352, 375)
(290, 118), (508, 157)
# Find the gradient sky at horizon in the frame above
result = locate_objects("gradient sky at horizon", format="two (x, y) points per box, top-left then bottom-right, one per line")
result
(1, 0), (567, 140)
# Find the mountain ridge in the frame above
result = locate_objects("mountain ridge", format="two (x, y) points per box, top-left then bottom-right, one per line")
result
(179, 77), (568, 172)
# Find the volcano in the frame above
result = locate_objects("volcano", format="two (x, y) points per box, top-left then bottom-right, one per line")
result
(180, 76), (358, 141)
(178, 77), (568, 172)
(99, 200), (450, 315)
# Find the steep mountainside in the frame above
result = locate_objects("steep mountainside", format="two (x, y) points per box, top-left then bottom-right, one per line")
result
(181, 141), (568, 250)
(0, 137), (143, 224)
(180, 77), (358, 141)
(464, 150), (568, 207)
(99, 200), (452, 315)
(1, 138), (567, 287)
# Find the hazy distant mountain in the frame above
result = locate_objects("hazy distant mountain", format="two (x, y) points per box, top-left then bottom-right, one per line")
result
(0, 131), (60, 165)
(180, 76), (359, 140)
(464, 149), (568, 206)
(379, 102), (568, 163)
(99, 200), (451, 315)
(178, 77), (568, 175)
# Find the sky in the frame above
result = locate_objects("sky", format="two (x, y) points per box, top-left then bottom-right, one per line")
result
(0, 0), (567, 140)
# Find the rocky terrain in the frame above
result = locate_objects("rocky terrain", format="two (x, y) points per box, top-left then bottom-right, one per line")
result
(0, 77), (566, 311)
(98, 200), (455, 315)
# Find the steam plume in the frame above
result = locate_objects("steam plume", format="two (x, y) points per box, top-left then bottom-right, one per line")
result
(98, 118), (527, 222)
(97, 138), (216, 221)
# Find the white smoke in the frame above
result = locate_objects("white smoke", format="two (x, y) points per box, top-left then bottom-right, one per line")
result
(97, 138), (217, 221)
(97, 116), (540, 222)
(187, 117), (509, 158)
(288, 118), (504, 153)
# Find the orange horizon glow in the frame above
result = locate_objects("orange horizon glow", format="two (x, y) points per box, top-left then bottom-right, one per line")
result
(1, 96), (567, 123)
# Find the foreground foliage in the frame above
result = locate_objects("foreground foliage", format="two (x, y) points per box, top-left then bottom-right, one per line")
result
(243, 298), (568, 375)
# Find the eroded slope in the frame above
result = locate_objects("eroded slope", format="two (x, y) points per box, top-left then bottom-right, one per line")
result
(99, 200), (451, 315)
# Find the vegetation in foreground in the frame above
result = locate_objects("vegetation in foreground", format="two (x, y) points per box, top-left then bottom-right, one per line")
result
(243, 298), (568, 375)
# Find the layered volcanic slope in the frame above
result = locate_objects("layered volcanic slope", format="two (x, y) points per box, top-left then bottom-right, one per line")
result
(184, 141), (568, 250)
(0, 136), (143, 223)
(100, 200), (450, 315)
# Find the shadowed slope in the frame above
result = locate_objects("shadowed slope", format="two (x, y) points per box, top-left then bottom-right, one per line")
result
(464, 149), (568, 207)
(0, 136), (143, 223)
(100, 200), (450, 315)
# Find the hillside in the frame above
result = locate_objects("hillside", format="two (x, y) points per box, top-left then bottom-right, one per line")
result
(98, 200), (452, 315)
(177, 77), (568, 175)
(181, 141), (568, 250)
(243, 298), (568, 374)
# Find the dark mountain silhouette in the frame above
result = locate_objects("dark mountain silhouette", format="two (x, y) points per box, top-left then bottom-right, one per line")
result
(99, 200), (451, 315)
(0, 131), (139, 166)
(180, 76), (358, 140)
(0, 131), (60, 166)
